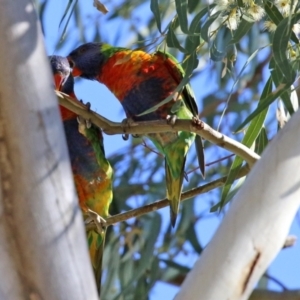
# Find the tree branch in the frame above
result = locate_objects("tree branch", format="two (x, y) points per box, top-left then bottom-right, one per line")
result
(84, 165), (250, 230)
(57, 91), (260, 167)
(175, 109), (300, 300)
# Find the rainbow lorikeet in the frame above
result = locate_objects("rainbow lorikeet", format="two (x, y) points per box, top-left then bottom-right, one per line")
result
(67, 43), (205, 227)
(49, 55), (113, 293)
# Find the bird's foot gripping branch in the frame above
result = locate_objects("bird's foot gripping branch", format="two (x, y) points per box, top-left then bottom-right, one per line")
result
(191, 116), (205, 130)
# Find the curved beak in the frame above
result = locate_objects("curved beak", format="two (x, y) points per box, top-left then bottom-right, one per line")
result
(67, 56), (82, 77)
(71, 66), (82, 77)
(53, 73), (65, 91)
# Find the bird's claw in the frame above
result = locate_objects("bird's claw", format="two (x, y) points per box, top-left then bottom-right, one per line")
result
(85, 102), (91, 111)
(166, 114), (177, 126)
(77, 117), (92, 137)
(79, 100), (91, 112)
(121, 118), (135, 140)
(122, 133), (129, 140)
(85, 208), (106, 234)
(77, 115), (92, 133)
(192, 116), (204, 130)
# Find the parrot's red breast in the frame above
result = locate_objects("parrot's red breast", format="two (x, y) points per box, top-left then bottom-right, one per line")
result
(67, 43), (205, 227)
(49, 55), (113, 293)
(97, 50), (179, 120)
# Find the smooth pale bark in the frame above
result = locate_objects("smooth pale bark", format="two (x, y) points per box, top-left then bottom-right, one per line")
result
(0, 1), (98, 299)
(176, 110), (300, 299)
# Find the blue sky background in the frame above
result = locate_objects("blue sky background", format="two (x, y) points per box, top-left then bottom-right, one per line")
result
(41, 0), (300, 298)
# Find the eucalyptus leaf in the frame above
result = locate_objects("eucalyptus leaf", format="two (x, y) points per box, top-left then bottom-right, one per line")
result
(272, 14), (298, 84)
(217, 77), (272, 210)
(150, 0), (161, 33)
(166, 25), (188, 53)
(175, 0), (188, 33)
(201, 11), (221, 43)
(229, 18), (252, 44)
(255, 126), (268, 155)
(271, 68), (294, 115)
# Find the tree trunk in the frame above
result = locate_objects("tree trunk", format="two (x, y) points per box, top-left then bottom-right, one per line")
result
(0, 1), (98, 299)
(176, 110), (300, 299)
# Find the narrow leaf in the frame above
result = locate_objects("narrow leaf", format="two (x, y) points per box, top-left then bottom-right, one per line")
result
(229, 18), (252, 44)
(264, 1), (283, 25)
(187, 6), (211, 49)
(59, 0), (73, 28)
(175, 0), (188, 33)
(272, 15), (298, 84)
(235, 82), (290, 132)
(255, 126), (268, 155)
(211, 176), (246, 212)
(264, 2), (299, 44)
(189, 5), (213, 34)
(112, 214), (161, 299)
(218, 77), (272, 210)
(271, 68), (294, 115)
(201, 11), (221, 43)
(210, 27), (231, 61)
(101, 237), (121, 297)
(59, 0), (78, 42)
(237, 0), (244, 7)
(186, 222), (203, 253)
(218, 47), (266, 130)
(188, 0), (199, 13)
(119, 259), (134, 290)
(166, 25), (188, 53)
(177, 197), (194, 232)
(150, 0), (162, 33)
(210, 43), (225, 61)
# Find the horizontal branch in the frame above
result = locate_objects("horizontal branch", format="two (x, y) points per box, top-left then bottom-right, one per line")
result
(56, 91), (260, 167)
(84, 165), (250, 230)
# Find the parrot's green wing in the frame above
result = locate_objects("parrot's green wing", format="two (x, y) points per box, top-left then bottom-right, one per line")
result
(157, 51), (205, 177)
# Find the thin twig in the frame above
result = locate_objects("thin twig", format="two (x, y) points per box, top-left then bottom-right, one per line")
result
(263, 273), (288, 291)
(187, 154), (235, 175)
(56, 91), (260, 167)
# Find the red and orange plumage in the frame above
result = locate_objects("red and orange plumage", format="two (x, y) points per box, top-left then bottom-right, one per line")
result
(49, 55), (113, 294)
(68, 43), (205, 227)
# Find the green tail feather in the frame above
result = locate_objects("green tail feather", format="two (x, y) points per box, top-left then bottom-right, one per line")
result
(195, 135), (205, 178)
(88, 229), (106, 295)
(165, 156), (186, 227)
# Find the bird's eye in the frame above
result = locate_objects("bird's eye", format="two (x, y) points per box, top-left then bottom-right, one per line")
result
(68, 60), (74, 68)
(78, 46), (87, 54)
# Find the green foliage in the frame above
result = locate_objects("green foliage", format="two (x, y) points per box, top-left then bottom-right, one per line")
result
(150, 0), (162, 33)
(39, 0), (300, 297)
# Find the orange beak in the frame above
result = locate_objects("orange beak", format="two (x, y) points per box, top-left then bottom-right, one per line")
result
(67, 56), (82, 77)
(53, 73), (65, 91)
(71, 66), (82, 77)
